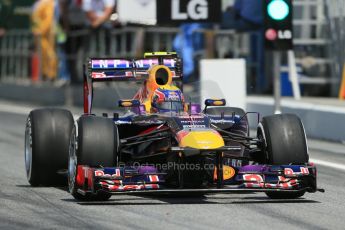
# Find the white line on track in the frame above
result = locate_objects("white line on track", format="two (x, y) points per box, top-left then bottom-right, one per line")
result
(0, 103), (33, 115)
(0, 102), (79, 119)
(310, 158), (345, 172)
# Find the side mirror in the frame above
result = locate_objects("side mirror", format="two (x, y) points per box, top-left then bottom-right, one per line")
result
(204, 99), (226, 107)
(118, 99), (141, 108)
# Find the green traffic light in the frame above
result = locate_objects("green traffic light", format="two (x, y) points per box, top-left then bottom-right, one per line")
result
(267, 0), (289, 21)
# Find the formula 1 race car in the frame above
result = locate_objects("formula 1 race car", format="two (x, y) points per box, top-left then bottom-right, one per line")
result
(25, 52), (323, 201)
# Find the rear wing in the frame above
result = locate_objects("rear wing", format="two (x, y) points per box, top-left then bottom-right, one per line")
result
(83, 56), (183, 113)
(87, 56), (182, 80)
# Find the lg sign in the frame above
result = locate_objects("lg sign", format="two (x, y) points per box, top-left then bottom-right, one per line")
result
(278, 30), (292, 39)
(172, 0), (208, 20)
(265, 29), (292, 40)
(157, 0), (221, 25)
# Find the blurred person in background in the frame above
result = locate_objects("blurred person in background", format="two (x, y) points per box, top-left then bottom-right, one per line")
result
(173, 23), (209, 84)
(54, 0), (71, 86)
(82, 0), (116, 56)
(60, 0), (86, 84)
(83, 0), (115, 29)
(221, 0), (266, 94)
(31, 0), (58, 81)
(221, 0), (263, 31)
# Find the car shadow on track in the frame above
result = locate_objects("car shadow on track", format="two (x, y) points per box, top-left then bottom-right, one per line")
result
(16, 185), (68, 191)
(62, 194), (320, 206)
(16, 185), (320, 205)
(16, 185), (33, 188)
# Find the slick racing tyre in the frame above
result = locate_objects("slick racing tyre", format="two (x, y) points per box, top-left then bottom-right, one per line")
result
(68, 116), (119, 201)
(258, 114), (309, 165)
(25, 109), (74, 186)
(258, 114), (309, 199)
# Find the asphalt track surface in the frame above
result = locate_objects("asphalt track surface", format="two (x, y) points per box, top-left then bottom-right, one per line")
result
(0, 101), (345, 230)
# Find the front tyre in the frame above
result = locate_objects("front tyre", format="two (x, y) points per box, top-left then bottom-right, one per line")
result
(258, 114), (309, 199)
(68, 116), (118, 201)
(258, 113), (309, 165)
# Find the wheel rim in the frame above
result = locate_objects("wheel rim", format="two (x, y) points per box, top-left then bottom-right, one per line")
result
(25, 118), (33, 180)
(68, 128), (78, 193)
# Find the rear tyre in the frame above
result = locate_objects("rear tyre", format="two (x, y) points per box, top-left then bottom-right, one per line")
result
(25, 109), (74, 186)
(258, 114), (309, 199)
(69, 116), (118, 201)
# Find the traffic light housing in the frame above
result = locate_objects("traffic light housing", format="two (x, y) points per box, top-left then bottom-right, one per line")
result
(264, 0), (293, 50)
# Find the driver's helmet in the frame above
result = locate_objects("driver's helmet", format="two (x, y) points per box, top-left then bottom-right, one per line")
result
(151, 87), (185, 113)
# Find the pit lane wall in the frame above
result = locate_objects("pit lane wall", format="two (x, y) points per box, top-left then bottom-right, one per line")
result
(0, 82), (137, 109)
(247, 97), (345, 143)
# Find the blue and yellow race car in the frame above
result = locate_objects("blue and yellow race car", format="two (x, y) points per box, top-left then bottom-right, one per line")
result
(25, 52), (323, 201)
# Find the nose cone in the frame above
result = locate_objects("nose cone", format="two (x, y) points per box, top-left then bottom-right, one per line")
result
(177, 130), (224, 149)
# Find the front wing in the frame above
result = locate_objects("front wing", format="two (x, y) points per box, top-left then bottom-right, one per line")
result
(74, 163), (322, 196)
